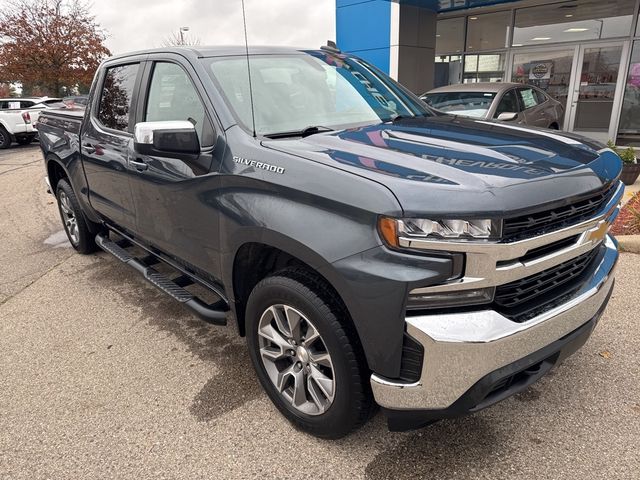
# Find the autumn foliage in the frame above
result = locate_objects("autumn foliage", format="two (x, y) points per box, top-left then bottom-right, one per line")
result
(0, 0), (110, 96)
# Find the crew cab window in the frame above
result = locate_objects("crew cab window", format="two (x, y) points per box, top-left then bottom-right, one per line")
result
(516, 88), (540, 110)
(97, 63), (140, 132)
(145, 62), (212, 146)
(0, 100), (34, 109)
(495, 90), (519, 117)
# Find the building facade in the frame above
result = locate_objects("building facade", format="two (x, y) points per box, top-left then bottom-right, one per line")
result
(336, 0), (640, 146)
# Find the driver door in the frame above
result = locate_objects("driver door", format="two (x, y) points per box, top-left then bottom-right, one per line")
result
(493, 89), (524, 124)
(128, 57), (225, 280)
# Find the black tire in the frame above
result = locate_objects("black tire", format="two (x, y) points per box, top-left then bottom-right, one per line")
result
(0, 127), (11, 149)
(246, 268), (373, 439)
(55, 178), (99, 254)
(15, 136), (34, 145)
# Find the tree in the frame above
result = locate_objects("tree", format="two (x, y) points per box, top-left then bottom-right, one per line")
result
(0, 82), (18, 97)
(0, 0), (110, 96)
(161, 30), (201, 47)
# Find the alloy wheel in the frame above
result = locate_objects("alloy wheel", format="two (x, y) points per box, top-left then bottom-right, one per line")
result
(58, 190), (79, 245)
(257, 304), (336, 416)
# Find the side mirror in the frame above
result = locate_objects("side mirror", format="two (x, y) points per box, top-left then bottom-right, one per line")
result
(134, 121), (200, 157)
(497, 112), (518, 121)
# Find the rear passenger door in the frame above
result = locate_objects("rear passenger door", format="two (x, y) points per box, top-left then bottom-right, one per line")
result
(128, 56), (225, 279)
(82, 60), (143, 231)
(516, 87), (549, 128)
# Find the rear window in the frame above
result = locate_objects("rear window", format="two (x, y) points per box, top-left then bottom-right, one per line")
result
(97, 63), (140, 132)
(422, 91), (496, 118)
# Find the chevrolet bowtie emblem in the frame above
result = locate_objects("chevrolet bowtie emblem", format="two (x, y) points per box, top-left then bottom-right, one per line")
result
(588, 222), (609, 243)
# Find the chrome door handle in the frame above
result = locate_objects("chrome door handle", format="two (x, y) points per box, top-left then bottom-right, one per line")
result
(83, 143), (96, 154)
(130, 158), (148, 171)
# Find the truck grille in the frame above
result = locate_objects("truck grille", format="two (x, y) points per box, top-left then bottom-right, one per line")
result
(503, 186), (614, 241)
(494, 246), (601, 323)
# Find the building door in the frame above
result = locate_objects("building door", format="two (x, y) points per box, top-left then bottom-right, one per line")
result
(510, 47), (578, 126)
(566, 42), (630, 143)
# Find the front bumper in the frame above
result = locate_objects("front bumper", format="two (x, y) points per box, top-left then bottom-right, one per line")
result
(371, 234), (618, 420)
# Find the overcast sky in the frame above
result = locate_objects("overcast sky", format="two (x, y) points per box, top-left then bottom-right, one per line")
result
(91, 0), (335, 54)
(0, 0), (335, 53)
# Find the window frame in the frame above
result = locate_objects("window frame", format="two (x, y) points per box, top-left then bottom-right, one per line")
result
(138, 58), (217, 148)
(92, 61), (143, 136)
(494, 88), (522, 117)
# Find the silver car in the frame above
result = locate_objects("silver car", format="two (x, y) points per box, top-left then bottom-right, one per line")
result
(421, 82), (565, 130)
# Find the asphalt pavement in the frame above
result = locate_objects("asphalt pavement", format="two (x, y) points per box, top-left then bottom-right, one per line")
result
(1, 145), (638, 479)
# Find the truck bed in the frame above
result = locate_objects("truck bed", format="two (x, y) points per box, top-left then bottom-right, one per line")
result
(38, 108), (83, 135)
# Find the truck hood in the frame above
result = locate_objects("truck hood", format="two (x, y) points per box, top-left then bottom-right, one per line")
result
(263, 115), (622, 216)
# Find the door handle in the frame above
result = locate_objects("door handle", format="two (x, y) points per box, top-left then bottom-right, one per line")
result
(83, 143), (96, 154)
(130, 158), (148, 171)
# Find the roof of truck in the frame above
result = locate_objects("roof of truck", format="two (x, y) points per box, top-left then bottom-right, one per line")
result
(106, 45), (322, 62)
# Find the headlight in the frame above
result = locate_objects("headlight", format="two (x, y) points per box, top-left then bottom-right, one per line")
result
(378, 217), (500, 248)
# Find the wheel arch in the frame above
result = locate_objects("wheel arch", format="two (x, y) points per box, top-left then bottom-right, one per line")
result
(228, 232), (358, 345)
(46, 155), (70, 192)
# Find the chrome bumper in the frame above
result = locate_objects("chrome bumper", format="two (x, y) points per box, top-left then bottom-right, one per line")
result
(371, 234), (618, 411)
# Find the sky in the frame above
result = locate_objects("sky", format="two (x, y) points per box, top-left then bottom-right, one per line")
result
(91, 0), (336, 54)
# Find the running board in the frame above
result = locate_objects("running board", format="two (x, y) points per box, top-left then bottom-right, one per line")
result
(95, 233), (228, 325)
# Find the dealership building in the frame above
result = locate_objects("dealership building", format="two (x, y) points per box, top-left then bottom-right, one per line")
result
(336, 0), (640, 146)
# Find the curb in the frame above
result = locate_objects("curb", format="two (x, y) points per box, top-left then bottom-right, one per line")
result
(618, 235), (640, 254)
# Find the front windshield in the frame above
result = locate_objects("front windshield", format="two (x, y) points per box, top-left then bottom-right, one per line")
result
(204, 51), (431, 136)
(423, 91), (496, 119)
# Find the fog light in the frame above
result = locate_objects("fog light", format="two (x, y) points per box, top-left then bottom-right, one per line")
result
(407, 287), (495, 310)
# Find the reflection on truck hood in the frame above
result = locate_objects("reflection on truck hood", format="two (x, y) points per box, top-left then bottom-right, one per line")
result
(264, 115), (622, 216)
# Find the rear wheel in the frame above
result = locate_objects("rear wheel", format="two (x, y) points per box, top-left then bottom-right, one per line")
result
(55, 179), (99, 254)
(0, 127), (11, 149)
(246, 269), (373, 438)
(15, 135), (34, 145)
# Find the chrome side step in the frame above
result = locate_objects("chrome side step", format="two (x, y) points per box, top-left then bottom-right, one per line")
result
(96, 233), (228, 325)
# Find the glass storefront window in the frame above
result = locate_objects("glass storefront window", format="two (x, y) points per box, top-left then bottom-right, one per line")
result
(436, 17), (465, 54)
(434, 55), (463, 88)
(511, 49), (575, 108)
(513, 0), (634, 47)
(466, 11), (511, 51)
(617, 42), (640, 146)
(574, 45), (623, 132)
(463, 54), (505, 83)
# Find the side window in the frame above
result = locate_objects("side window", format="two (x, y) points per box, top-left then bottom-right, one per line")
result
(517, 88), (540, 111)
(534, 89), (548, 104)
(145, 62), (213, 146)
(98, 63), (140, 132)
(495, 90), (519, 117)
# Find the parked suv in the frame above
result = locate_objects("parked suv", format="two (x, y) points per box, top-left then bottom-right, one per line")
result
(37, 46), (623, 438)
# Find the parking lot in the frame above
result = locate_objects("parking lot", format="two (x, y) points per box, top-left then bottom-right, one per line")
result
(1, 145), (639, 479)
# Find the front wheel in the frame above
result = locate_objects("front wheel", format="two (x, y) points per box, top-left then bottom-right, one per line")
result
(55, 179), (98, 254)
(246, 269), (373, 438)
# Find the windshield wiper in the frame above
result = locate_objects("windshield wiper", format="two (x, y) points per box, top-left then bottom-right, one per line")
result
(264, 125), (334, 139)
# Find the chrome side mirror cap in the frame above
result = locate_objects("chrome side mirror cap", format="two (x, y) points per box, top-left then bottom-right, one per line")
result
(134, 121), (199, 156)
(497, 112), (518, 121)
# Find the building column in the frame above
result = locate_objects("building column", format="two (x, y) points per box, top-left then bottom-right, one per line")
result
(336, 0), (437, 94)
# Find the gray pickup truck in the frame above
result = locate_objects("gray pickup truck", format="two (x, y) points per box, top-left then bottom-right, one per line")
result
(37, 45), (623, 438)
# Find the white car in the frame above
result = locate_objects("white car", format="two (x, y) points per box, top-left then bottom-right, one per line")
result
(0, 100), (38, 149)
(0, 97), (63, 148)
